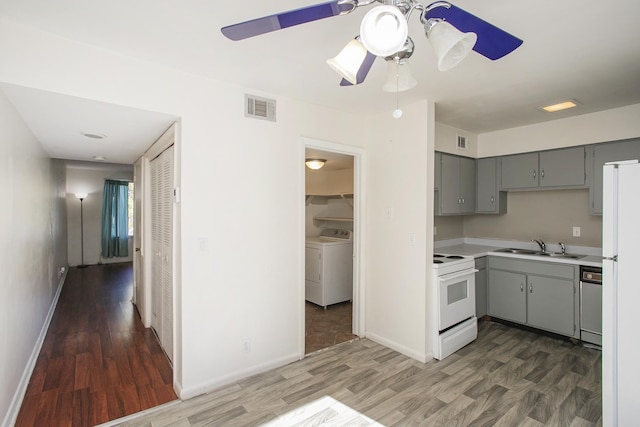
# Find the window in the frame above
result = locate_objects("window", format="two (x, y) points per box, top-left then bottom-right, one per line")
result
(128, 182), (134, 236)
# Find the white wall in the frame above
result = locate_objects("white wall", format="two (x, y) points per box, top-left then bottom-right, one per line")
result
(364, 99), (435, 361)
(478, 103), (640, 157)
(66, 163), (133, 266)
(435, 122), (478, 157)
(0, 18), (374, 400)
(0, 89), (67, 426)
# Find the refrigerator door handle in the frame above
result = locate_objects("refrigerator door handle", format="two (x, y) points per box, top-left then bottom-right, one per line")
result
(603, 255), (618, 262)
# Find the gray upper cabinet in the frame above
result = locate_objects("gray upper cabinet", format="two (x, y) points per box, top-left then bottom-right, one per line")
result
(435, 152), (476, 215)
(500, 147), (586, 190)
(589, 139), (640, 215)
(501, 152), (539, 189)
(539, 146), (585, 188)
(476, 157), (507, 214)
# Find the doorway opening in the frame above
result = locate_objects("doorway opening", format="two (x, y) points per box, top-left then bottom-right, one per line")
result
(303, 142), (363, 354)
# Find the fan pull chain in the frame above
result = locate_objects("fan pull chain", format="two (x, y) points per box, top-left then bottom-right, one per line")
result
(393, 59), (403, 119)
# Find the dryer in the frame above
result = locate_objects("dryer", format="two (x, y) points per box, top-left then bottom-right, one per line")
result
(305, 229), (353, 308)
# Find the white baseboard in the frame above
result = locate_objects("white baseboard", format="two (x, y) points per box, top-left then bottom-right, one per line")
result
(2, 268), (68, 427)
(365, 332), (428, 363)
(178, 352), (300, 400)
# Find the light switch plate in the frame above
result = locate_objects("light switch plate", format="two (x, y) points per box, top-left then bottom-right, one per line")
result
(572, 226), (581, 237)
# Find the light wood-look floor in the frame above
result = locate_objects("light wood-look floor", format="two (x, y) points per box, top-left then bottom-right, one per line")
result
(113, 321), (602, 426)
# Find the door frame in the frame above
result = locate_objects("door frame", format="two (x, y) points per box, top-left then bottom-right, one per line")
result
(300, 137), (366, 356)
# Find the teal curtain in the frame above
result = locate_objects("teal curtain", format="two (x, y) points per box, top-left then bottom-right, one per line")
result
(101, 180), (129, 258)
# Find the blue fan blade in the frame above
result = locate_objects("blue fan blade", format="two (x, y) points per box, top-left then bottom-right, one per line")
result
(222, 1), (354, 41)
(339, 52), (377, 86)
(425, 3), (523, 60)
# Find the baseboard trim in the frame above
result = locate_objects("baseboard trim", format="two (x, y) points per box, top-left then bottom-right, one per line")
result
(365, 332), (429, 363)
(178, 352), (300, 400)
(2, 269), (68, 427)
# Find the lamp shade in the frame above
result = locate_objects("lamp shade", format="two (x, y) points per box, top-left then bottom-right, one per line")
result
(360, 5), (408, 57)
(382, 61), (417, 92)
(426, 20), (477, 71)
(327, 39), (368, 85)
(75, 192), (88, 200)
(305, 159), (326, 170)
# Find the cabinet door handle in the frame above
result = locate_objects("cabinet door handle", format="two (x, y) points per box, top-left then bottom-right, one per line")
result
(461, 197), (465, 205)
(533, 170), (537, 180)
(529, 283), (533, 293)
(490, 196), (495, 204)
(520, 283), (524, 292)
(541, 169), (545, 179)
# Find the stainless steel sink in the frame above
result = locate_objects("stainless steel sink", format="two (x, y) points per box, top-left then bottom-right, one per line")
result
(495, 248), (540, 255)
(495, 248), (585, 259)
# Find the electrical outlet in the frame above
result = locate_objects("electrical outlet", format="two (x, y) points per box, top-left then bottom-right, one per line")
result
(573, 226), (581, 237)
(241, 339), (251, 353)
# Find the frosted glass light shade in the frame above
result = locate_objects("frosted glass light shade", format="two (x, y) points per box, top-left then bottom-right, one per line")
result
(305, 159), (326, 170)
(326, 39), (368, 85)
(360, 5), (408, 57)
(75, 192), (88, 200)
(426, 20), (477, 71)
(382, 61), (417, 92)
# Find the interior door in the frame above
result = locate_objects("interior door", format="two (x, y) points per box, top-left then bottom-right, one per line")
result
(150, 145), (174, 363)
(133, 157), (143, 307)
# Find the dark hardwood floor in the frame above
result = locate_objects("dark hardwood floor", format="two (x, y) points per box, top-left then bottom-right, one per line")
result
(15, 263), (177, 427)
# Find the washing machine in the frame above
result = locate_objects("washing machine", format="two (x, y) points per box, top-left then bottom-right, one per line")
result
(305, 228), (353, 308)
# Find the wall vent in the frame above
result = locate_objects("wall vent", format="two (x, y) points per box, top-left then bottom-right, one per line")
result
(456, 135), (467, 150)
(245, 94), (276, 122)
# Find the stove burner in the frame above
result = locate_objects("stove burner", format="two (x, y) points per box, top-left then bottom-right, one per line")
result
(434, 254), (445, 258)
(434, 259), (443, 264)
(446, 255), (464, 259)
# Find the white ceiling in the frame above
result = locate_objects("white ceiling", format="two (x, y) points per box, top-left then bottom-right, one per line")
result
(1, 0), (640, 164)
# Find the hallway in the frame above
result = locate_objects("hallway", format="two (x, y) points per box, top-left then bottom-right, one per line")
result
(15, 263), (177, 426)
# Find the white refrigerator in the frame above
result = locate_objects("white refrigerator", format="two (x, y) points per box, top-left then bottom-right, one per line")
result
(602, 160), (640, 426)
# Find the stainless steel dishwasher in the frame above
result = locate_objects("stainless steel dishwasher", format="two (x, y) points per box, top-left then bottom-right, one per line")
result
(580, 265), (602, 347)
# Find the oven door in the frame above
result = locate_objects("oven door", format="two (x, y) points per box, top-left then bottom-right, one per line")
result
(437, 269), (477, 331)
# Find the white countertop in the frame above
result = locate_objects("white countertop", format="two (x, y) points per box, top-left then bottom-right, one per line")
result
(435, 240), (602, 268)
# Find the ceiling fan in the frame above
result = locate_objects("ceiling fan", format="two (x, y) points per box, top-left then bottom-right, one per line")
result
(221, 0), (522, 91)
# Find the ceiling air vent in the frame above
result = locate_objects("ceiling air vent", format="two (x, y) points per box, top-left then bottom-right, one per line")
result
(245, 94), (276, 122)
(457, 135), (468, 150)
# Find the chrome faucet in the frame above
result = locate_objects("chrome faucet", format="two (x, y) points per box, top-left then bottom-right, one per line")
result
(532, 239), (546, 252)
(559, 242), (566, 254)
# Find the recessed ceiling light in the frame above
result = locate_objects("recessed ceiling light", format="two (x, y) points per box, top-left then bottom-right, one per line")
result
(93, 155), (107, 161)
(540, 100), (579, 113)
(81, 132), (107, 139)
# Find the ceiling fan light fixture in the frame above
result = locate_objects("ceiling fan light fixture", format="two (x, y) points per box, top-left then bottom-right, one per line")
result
(327, 38), (368, 85)
(425, 19), (477, 71)
(360, 5), (408, 57)
(382, 61), (417, 92)
(305, 158), (326, 170)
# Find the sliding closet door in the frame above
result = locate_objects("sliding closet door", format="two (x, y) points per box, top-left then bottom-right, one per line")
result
(150, 145), (174, 363)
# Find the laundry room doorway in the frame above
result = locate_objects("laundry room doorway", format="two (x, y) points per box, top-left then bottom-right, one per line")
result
(302, 138), (365, 355)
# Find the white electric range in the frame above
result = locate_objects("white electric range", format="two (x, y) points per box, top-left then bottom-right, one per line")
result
(431, 253), (478, 360)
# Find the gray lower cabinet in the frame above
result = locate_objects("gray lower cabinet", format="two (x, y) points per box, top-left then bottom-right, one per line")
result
(475, 257), (487, 317)
(488, 256), (579, 338)
(435, 152), (476, 215)
(589, 138), (640, 215)
(476, 157), (507, 214)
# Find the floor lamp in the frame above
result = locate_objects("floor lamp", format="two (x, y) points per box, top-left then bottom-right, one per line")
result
(75, 193), (88, 268)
